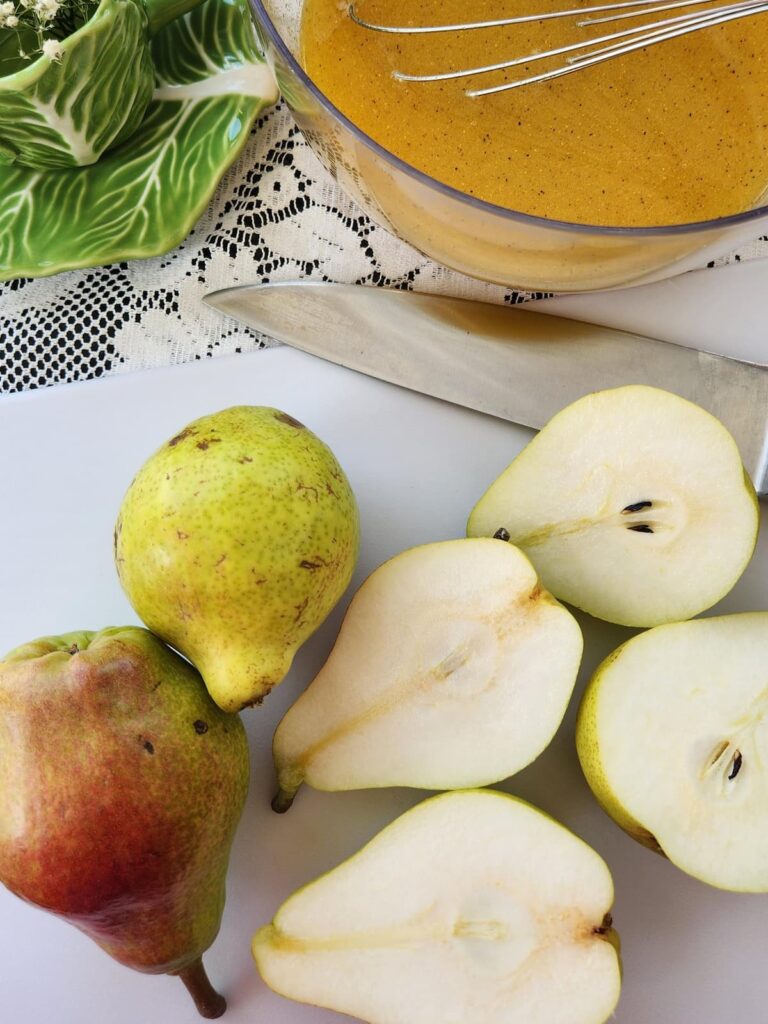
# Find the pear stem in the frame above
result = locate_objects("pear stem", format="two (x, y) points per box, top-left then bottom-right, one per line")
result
(178, 957), (227, 1019)
(272, 786), (298, 814)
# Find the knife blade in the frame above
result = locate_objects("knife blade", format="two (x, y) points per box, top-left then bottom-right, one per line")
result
(204, 282), (768, 496)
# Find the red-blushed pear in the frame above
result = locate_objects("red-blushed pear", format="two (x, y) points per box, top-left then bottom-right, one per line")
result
(253, 790), (621, 1024)
(0, 627), (249, 1018)
(468, 386), (758, 628)
(114, 406), (359, 712)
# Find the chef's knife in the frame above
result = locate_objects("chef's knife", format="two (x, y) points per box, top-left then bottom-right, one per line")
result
(204, 282), (768, 496)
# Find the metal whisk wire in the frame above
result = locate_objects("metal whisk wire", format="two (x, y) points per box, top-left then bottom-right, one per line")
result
(348, 0), (768, 94)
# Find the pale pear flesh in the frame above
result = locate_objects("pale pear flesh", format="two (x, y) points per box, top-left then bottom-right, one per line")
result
(272, 539), (583, 807)
(253, 790), (621, 1024)
(468, 386), (758, 628)
(114, 406), (359, 712)
(577, 614), (768, 891)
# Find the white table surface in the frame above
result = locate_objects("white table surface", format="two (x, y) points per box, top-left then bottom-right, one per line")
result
(2, 270), (768, 1024)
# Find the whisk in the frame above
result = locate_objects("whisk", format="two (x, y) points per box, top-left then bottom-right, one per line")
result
(348, 0), (768, 94)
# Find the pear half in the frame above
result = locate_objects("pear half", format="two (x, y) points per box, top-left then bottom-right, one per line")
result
(578, 613), (768, 891)
(272, 539), (582, 810)
(253, 790), (621, 1024)
(468, 386), (758, 627)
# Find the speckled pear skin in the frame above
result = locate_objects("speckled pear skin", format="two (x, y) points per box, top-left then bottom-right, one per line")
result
(114, 407), (360, 712)
(0, 627), (249, 983)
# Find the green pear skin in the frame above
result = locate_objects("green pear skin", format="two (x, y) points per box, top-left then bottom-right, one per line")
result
(114, 407), (360, 712)
(0, 627), (249, 1018)
(576, 641), (665, 856)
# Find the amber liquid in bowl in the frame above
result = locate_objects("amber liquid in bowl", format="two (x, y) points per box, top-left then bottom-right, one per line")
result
(301, 0), (768, 227)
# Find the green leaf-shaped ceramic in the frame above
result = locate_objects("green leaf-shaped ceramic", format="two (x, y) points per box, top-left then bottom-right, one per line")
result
(0, 0), (278, 280)
(0, 0), (209, 169)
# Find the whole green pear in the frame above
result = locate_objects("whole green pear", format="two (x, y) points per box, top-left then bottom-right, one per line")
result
(0, 627), (249, 1018)
(114, 406), (359, 712)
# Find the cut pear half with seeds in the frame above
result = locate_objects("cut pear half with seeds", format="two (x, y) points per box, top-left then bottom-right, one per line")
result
(577, 613), (768, 891)
(468, 386), (758, 627)
(272, 539), (582, 810)
(253, 791), (621, 1024)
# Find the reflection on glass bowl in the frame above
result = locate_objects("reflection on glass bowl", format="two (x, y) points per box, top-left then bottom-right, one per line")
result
(249, 0), (768, 292)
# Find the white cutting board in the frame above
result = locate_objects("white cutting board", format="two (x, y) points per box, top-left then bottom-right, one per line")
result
(2, 346), (768, 1024)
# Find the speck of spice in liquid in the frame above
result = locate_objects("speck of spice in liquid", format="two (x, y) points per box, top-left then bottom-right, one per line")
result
(301, 0), (768, 227)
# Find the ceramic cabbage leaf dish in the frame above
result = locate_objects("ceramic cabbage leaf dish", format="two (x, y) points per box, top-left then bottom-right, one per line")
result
(0, 0), (278, 279)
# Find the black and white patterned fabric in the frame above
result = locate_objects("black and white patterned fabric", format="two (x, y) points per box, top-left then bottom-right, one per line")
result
(1, 103), (767, 394)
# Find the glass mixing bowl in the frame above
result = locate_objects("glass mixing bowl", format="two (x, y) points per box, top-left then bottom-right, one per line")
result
(250, 0), (768, 292)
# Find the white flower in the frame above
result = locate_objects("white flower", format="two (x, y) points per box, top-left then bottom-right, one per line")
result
(19, 0), (34, 7)
(41, 38), (64, 60)
(35, 0), (60, 20)
(0, 2), (18, 25)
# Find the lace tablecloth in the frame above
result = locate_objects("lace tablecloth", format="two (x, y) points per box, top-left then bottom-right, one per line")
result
(2, 103), (767, 394)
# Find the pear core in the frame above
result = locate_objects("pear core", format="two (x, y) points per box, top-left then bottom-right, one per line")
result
(577, 613), (768, 891)
(272, 538), (582, 804)
(468, 386), (758, 627)
(253, 790), (621, 1024)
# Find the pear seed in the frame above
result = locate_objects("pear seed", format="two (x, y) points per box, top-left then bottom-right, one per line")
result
(708, 740), (729, 767)
(728, 751), (743, 780)
(493, 528), (511, 542)
(622, 501), (653, 514)
(627, 524), (654, 534)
